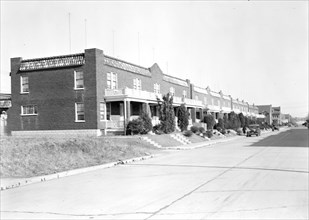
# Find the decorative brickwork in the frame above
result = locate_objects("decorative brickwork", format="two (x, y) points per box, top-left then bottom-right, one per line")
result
(163, 75), (188, 87)
(104, 56), (151, 76)
(19, 54), (85, 71)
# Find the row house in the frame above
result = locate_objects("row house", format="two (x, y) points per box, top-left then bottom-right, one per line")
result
(8, 48), (260, 136)
(9, 48), (205, 136)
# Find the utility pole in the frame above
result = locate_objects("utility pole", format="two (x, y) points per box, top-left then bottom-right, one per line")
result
(68, 13), (71, 53)
(84, 19), (87, 49)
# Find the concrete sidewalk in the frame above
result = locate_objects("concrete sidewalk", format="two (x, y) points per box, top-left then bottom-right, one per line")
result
(0, 127), (289, 191)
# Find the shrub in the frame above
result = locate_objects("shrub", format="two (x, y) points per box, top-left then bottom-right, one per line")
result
(221, 128), (226, 135)
(198, 127), (205, 133)
(158, 93), (175, 133)
(190, 126), (199, 133)
(204, 114), (216, 130)
(126, 119), (144, 135)
(183, 130), (193, 137)
(177, 104), (189, 131)
(205, 130), (213, 138)
(139, 111), (152, 134)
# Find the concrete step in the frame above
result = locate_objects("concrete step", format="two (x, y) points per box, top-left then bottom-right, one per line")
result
(141, 137), (162, 148)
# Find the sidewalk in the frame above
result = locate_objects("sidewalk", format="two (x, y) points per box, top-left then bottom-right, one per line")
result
(0, 127), (289, 191)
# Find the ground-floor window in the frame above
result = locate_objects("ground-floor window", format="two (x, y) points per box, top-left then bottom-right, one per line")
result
(75, 103), (85, 122)
(21, 105), (38, 115)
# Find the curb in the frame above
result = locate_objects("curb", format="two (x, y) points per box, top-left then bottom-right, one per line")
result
(0, 155), (154, 191)
(165, 136), (244, 150)
(163, 128), (290, 150)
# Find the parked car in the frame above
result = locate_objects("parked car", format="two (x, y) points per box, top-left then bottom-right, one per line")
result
(246, 124), (261, 137)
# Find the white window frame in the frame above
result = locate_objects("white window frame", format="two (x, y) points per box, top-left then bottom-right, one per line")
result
(133, 78), (142, 90)
(74, 71), (84, 90)
(75, 103), (85, 122)
(20, 75), (29, 94)
(21, 105), (38, 116)
(154, 83), (160, 94)
(183, 90), (187, 98)
(107, 72), (118, 89)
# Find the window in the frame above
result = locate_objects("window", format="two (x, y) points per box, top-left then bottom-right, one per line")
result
(183, 90), (187, 98)
(74, 71), (84, 89)
(204, 97), (207, 104)
(107, 72), (117, 89)
(75, 103), (85, 122)
(195, 95), (198, 100)
(133, 78), (142, 90)
(21, 76), (29, 93)
(21, 105), (37, 115)
(170, 87), (175, 96)
(100, 102), (106, 121)
(154, 83), (160, 94)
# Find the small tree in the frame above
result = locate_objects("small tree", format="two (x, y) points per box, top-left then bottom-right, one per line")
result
(158, 93), (175, 133)
(177, 104), (189, 131)
(223, 114), (229, 129)
(238, 113), (246, 128)
(204, 114), (216, 130)
(139, 111), (153, 134)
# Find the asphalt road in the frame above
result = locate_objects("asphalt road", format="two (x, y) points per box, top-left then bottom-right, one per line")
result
(1, 128), (308, 219)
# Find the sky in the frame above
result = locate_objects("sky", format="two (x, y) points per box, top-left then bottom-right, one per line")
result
(0, 0), (308, 117)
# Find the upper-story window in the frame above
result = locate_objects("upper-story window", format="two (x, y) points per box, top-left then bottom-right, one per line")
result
(21, 76), (29, 93)
(107, 72), (118, 89)
(21, 105), (37, 115)
(182, 90), (187, 98)
(74, 71), (84, 89)
(195, 95), (198, 100)
(75, 103), (85, 122)
(133, 78), (142, 90)
(154, 83), (160, 94)
(204, 97), (207, 104)
(170, 87), (175, 96)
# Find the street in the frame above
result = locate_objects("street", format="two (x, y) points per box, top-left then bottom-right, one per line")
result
(1, 128), (308, 219)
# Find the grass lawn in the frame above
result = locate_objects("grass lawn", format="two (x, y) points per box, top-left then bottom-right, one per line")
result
(0, 136), (159, 178)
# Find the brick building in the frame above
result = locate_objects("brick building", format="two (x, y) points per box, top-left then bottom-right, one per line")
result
(9, 48), (259, 136)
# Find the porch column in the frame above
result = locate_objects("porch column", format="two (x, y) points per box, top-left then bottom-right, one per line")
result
(191, 108), (196, 123)
(124, 100), (127, 135)
(126, 100), (131, 121)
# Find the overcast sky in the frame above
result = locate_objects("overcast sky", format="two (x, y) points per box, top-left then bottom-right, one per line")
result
(1, 1), (308, 117)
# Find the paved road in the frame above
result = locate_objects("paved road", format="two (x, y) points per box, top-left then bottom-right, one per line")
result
(1, 128), (308, 219)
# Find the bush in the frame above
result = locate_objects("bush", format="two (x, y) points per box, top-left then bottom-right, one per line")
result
(126, 119), (144, 135)
(198, 127), (205, 133)
(178, 104), (189, 131)
(183, 130), (193, 137)
(221, 128), (226, 135)
(152, 124), (163, 135)
(190, 126), (199, 133)
(204, 114), (216, 130)
(139, 111), (153, 134)
(204, 130), (213, 138)
(158, 93), (175, 133)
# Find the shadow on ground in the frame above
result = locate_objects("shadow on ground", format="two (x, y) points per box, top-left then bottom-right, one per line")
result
(250, 128), (309, 147)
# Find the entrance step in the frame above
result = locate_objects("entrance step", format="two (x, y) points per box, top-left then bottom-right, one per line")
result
(170, 133), (192, 145)
(141, 137), (162, 148)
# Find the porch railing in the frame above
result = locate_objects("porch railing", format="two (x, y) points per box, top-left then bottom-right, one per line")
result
(105, 88), (162, 101)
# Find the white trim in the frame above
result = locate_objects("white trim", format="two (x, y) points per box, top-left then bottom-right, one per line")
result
(74, 71), (84, 90)
(21, 105), (38, 116)
(75, 103), (85, 122)
(20, 75), (29, 94)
